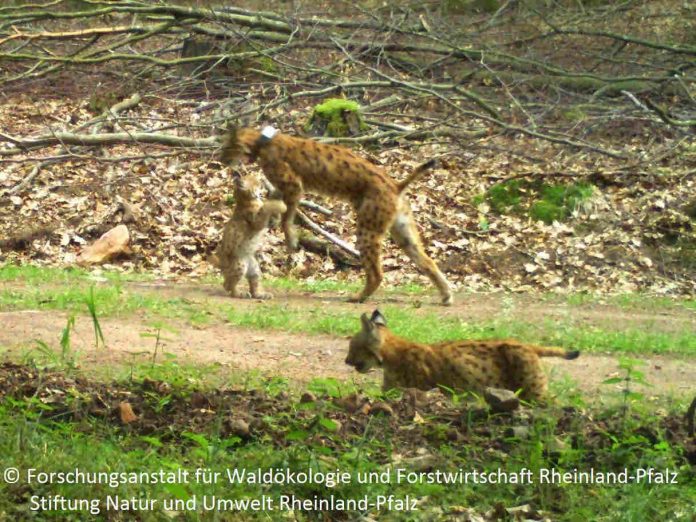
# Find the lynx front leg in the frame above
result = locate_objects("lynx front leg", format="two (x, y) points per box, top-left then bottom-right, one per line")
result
(250, 200), (288, 233)
(280, 188), (302, 252)
(247, 257), (272, 300)
(350, 231), (384, 303)
(499, 346), (548, 401)
(263, 161), (303, 253)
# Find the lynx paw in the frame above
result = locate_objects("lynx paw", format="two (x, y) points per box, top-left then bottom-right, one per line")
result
(252, 292), (273, 300)
(285, 233), (300, 253)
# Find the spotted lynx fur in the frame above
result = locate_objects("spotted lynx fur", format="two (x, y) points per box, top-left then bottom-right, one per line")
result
(216, 172), (286, 299)
(346, 310), (580, 400)
(220, 127), (453, 306)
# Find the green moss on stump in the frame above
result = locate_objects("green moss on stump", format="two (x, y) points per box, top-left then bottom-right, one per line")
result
(305, 98), (368, 137)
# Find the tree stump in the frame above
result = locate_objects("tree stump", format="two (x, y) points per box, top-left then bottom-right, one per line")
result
(305, 98), (367, 137)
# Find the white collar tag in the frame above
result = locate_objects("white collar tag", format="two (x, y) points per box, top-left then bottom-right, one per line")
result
(261, 126), (278, 140)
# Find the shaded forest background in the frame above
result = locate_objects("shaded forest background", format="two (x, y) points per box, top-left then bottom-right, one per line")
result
(0, 0), (694, 295)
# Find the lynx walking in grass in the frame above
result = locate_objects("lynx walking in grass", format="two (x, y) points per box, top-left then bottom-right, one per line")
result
(220, 126), (453, 306)
(215, 171), (286, 300)
(346, 310), (580, 401)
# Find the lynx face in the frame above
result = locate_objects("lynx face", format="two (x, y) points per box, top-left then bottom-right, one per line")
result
(220, 128), (265, 165)
(232, 171), (263, 203)
(345, 311), (387, 373)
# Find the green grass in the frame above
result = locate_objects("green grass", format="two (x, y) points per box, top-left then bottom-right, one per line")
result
(561, 292), (696, 311)
(6, 285), (694, 356)
(1, 264), (695, 356)
(0, 368), (694, 521)
(222, 304), (696, 356)
(0, 264), (154, 285)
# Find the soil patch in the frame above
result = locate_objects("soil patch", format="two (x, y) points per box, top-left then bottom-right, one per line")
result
(1, 306), (694, 398)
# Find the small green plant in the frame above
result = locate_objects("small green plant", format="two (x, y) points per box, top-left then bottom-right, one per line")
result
(261, 376), (290, 396)
(307, 377), (353, 399)
(602, 357), (650, 419)
(59, 314), (77, 367)
(30, 315), (78, 370)
(85, 286), (105, 350)
(140, 321), (178, 366)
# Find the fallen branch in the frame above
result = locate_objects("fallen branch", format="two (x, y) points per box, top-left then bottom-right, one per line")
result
(644, 99), (696, 128)
(297, 200), (333, 216)
(0, 225), (55, 251)
(298, 236), (361, 268)
(6, 161), (51, 195)
(259, 178), (332, 216)
(296, 211), (360, 259)
(0, 131), (217, 156)
(75, 92), (143, 133)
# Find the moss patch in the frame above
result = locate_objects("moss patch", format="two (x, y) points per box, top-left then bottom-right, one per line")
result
(530, 183), (595, 223)
(476, 180), (595, 224)
(305, 98), (367, 137)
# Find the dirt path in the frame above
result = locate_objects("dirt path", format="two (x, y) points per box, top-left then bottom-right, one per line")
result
(132, 281), (696, 335)
(1, 296), (694, 397)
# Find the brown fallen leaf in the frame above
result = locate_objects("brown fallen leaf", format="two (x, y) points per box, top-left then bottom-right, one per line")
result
(77, 224), (131, 265)
(119, 401), (138, 424)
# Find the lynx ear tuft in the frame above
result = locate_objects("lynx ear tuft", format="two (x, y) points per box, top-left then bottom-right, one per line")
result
(370, 309), (387, 327)
(360, 312), (372, 330)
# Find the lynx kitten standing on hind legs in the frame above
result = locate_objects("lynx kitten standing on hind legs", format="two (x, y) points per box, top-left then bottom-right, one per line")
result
(346, 310), (580, 401)
(220, 126), (453, 306)
(215, 171), (286, 299)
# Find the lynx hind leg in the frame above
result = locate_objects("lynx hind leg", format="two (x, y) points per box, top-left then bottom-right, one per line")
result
(246, 257), (272, 300)
(502, 347), (548, 401)
(390, 203), (453, 306)
(223, 258), (251, 298)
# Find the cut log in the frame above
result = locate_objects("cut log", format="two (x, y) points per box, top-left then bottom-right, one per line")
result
(77, 224), (131, 265)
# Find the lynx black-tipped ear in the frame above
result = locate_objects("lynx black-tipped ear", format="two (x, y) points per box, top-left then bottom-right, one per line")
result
(360, 312), (372, 331)
(220, 126), (239, 165)
(370, 309), (386, 327)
